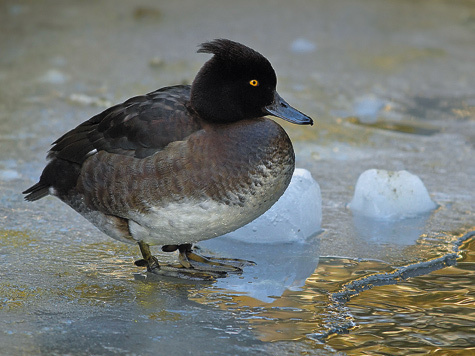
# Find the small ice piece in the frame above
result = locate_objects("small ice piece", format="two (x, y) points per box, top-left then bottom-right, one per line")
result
(225, 168), (322, 243)
(353, 94), (385, 124)
(290, 38), (317, 53)
(39, 69), (68, 84)
(68, 93), (111, 107)
(0, 169), (21, 181)
(8, 4), (26, 15)
(348, 169), (437, 220)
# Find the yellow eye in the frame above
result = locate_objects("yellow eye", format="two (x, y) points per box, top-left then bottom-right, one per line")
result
(249, 79), (259, 87)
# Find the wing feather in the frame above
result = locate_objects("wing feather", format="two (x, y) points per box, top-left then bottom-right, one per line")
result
(48, 85), (202, 164)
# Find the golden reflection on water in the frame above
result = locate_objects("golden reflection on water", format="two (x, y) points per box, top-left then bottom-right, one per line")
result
(190, 234), (475, 354)
(327, 238), (475, 354)
(0, 229), (37, 248)
(190, 257), (398, 343)
(347, 117), (440, 136)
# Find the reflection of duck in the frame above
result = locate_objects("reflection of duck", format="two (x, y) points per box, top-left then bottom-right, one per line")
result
(199, 235), (320, 303)
(23, 39), (313, 278)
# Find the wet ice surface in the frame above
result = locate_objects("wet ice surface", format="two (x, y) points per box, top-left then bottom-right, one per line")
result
(1, 0), (475, 355)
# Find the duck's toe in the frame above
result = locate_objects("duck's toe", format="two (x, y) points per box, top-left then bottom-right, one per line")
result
(178, 244), (255, 273)
(134, 255), (160, 272)
(147, 264), (224, 281)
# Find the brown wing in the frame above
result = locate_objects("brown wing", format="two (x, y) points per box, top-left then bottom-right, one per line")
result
(49, 85), (201, 163)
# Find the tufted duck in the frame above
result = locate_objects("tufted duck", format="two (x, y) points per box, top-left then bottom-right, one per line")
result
(23, 39), (313, 279)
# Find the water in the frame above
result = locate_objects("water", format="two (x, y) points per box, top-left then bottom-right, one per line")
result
(1, 0), (474, 355)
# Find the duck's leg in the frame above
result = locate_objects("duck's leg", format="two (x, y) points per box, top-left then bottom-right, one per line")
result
(163, 243), (255, 273)
(135, 240), (160, 272)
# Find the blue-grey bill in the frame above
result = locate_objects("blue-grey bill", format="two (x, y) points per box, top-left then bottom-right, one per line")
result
(265, 92), (313, 126)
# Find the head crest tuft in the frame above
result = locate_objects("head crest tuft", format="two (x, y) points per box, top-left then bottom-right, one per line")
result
(197, 39), (262, 62)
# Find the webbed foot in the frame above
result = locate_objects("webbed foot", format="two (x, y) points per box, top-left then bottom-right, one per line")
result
(163, 243), (256, 273)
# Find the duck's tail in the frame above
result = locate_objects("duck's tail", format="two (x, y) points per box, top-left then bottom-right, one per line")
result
(23, 182), (50, 201)
(23, 158), (80, 202)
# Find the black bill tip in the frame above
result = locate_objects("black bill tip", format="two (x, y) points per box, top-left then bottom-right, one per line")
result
(265, 92), (313, 126)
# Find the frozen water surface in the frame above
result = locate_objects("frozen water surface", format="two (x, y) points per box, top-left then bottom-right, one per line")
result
(1, 0), (474, 355)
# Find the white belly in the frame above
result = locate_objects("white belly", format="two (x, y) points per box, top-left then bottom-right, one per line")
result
(126, 163), (293, 245)
(127, 198), (258, 245)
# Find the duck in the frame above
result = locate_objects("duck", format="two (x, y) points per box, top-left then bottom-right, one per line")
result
(23, 39), (313, 279)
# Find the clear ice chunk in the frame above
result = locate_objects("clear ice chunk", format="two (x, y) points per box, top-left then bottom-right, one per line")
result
(348, 169), (437, 220)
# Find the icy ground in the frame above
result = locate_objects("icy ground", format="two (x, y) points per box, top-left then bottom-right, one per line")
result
(1, 0), (474, 355)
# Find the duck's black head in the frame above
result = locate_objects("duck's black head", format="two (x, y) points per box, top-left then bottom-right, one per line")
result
(190, 39), (313, 126)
